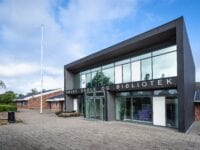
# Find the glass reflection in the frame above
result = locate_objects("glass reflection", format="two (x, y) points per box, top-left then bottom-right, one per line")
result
(79, 45), (177, 88)
(115, 65), (122, 84)
(102, 67), (114, 85)
(86, 73), (92, 88)
(131, 61), (140, 81)
(141, 58), (152, 80)
(153, 52), (177, 79)
(80, 74), (86, 88)
(123, 63), (131, 83)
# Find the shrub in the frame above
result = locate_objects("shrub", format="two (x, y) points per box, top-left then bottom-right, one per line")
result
(0, 104), (17, 112)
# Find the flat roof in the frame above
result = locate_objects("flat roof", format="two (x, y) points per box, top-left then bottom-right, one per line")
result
(65, 17), (184, 73)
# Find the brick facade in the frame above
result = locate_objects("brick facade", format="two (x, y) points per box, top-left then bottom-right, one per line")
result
(194, 103), (200, 121)
(16, 90), (63, 112)
(48, 101), (64, 112)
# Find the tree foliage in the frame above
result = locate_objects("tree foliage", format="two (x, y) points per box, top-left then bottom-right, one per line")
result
(87, 71), (112, 88)
(31, 88), (38, 94)
(0, 91), (16, 104)
(0, 80), (6, 89)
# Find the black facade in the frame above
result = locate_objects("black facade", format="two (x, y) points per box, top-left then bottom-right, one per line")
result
(64, 17), (195, 132)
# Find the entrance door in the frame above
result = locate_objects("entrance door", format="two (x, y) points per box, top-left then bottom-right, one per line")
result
(86, 98), (104, 120)
(153, 96), (166, 126)
(89, 99), (95, 119)
(166, 98), (178, 128)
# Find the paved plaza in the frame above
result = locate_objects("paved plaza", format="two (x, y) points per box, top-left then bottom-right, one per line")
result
(0, 110), (200, 150)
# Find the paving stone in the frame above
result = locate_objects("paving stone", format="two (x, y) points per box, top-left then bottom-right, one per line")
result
(0, 110), (200, 150)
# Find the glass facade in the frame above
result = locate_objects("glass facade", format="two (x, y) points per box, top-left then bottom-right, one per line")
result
(115, 90), (178, 128)
(79, 45), (177, 88)
(116, 93), (152, 123)
(85, 92), (105, 120)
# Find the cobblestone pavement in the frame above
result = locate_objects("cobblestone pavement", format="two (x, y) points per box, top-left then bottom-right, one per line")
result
(0, 110), (200, 150)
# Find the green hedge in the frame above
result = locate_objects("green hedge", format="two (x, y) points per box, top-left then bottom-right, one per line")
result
(0, 104), (17, 112)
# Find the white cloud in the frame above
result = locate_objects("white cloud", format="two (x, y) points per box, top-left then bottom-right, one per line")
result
(0, 0), (140, 93)
(0, 63), (38, 77)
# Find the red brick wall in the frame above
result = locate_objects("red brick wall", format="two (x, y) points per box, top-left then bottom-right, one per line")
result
(16, 90), (63, 110)
(48, 101), (64, 112)
(195, 103), (200, 121)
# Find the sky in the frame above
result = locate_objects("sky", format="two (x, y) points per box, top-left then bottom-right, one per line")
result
(0, 0), (199, 94)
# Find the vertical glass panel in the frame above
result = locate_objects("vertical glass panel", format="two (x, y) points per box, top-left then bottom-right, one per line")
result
(95, 98), (104, 120)
(166, 98), (178, 128)
(80, 74), (86, 88)
(124, 98), (131, 120)
(74, 73), (80, 88)
(115, 65), (122, 84)
(132, 97), (152, 122)
(141, 58), (152, 80)
(91, 71), (105, 87)
(102, 67), (114, 85)
(92, 71), (97, 80)
(89, 99), (95, 119)
(115, 97), (125, 121)
(131, 61), (141, 81)
(86, 73), (92, 88)
(123, 63), (131, 83)
(153, 52), (177, 79)
(85, 97), (90, 119)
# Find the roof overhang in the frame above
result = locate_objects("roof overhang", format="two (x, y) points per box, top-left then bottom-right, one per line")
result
(65, 17), (183, 73)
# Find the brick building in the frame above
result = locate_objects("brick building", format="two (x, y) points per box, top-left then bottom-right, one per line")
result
(194, 82), (200, 121)
(14, 89), (64, 112)
(46, 94), (64, 112)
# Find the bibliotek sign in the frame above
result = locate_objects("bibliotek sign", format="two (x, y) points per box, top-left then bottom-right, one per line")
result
(65, 77), (177, 94)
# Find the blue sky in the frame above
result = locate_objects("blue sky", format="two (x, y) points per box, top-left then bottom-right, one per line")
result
(0, 0), (199, 94)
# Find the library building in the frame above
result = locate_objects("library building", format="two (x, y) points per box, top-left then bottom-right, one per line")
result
(64, 17), (195, 132)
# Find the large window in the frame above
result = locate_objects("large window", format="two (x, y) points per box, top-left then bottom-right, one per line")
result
(115, 95), (152, 122)
(131, 61), (140, 81)
(80, 74), (86, 88)
(153, 51), (177, 79)
(123, 63), (131, 83)
(86, 73), (92, 88)
(141, 58), (152, 80)
(115, 65), (122, 84)
(132, 97), (152, 122)
(79, 45), (177, 88)
(102, 67), (114, 85)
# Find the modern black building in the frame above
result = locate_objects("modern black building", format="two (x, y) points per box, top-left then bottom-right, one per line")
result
(64, 17), (195, 132)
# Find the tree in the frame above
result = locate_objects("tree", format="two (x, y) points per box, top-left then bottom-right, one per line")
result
(87, 71), (112, 88)
(31, 88), (38, 94)
(0, 91), (16, 104)
(0, 80), (6, 89)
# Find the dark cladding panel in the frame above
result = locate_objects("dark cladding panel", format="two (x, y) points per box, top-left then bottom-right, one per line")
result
(106, 91), (115, 121)
(182, 20), (195, 132)
(177, 17), (195, 132)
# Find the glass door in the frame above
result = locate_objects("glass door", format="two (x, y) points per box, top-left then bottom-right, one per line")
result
(85, 92), (104, 120)
(89, 99), (95, 119)
(166, 98), (178, 128)
(95, 98), (104, 120)
(124, 98), (131, 120)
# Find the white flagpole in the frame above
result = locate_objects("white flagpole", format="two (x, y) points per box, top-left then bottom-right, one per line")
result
(40, 24), (44, 114)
